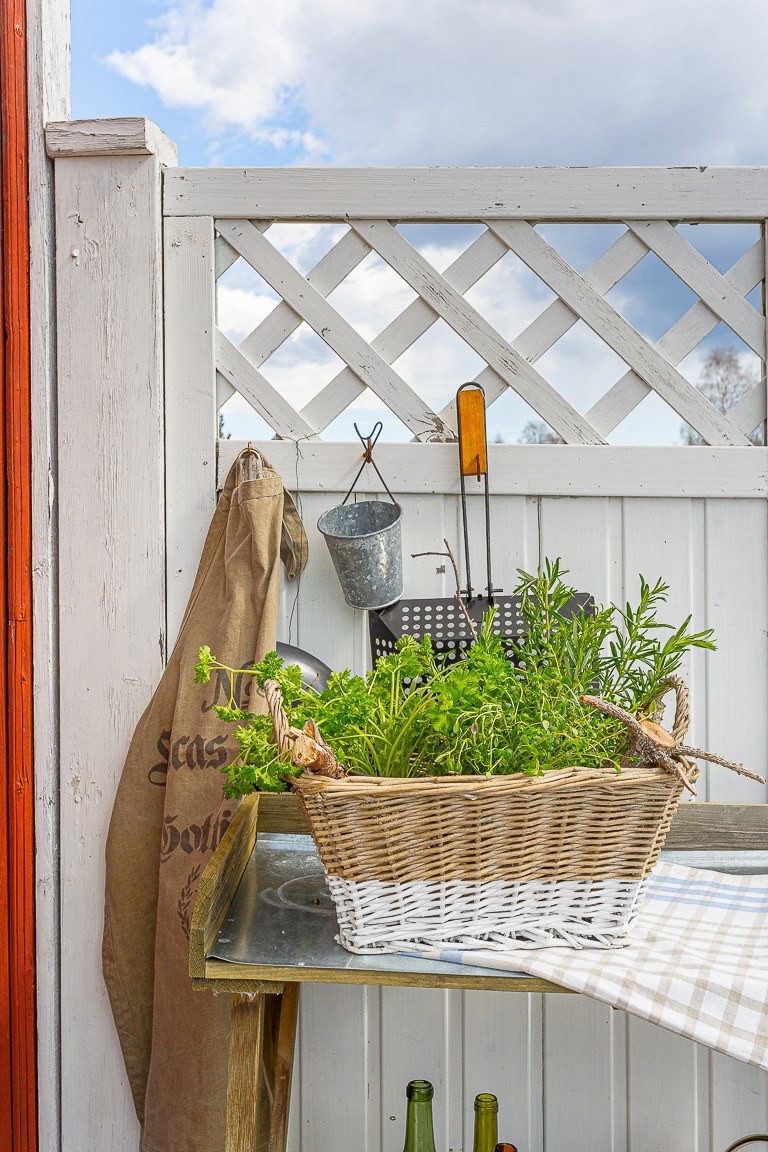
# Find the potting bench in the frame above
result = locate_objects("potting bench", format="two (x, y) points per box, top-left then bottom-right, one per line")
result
(189, 794), (768, 1152)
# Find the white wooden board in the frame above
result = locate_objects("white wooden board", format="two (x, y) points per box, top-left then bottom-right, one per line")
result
(164, 216), (217, 646)
(55, 151), (166, 1152)
(164, 167), (768, 220)
(218, 441), (768, 498)
(46, 116), (177, 164)
(28, 0), (71, 1146)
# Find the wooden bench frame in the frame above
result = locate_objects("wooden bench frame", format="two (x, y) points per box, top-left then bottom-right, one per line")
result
(191, 796), (768, 1152)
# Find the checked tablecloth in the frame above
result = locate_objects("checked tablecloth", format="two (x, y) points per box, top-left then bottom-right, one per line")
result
(406, 862), (768, 1070)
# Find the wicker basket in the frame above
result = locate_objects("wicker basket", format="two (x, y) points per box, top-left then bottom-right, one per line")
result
(267, 680), (698, 953)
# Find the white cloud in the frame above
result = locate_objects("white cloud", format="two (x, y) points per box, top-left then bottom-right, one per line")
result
(217, 284), (276, 342)
(109, 0), (768, 164)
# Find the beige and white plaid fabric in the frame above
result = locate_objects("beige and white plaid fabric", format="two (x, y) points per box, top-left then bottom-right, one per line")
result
(406, 862), (768, 1070)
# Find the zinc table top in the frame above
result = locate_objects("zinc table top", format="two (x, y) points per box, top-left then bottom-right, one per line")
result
(203, 830), (768, 993)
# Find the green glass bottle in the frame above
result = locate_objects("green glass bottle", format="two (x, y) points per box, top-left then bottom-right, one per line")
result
(402, 1080), (437, 1152)
(472, 1093), (499, 1152)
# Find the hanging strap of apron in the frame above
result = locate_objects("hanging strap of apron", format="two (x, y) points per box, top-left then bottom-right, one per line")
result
(236, 446), (309, 581)
(279, 485), (309, 580)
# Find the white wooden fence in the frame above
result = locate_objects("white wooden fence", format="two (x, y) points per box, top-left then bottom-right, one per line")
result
(46, 120), (768, 1151)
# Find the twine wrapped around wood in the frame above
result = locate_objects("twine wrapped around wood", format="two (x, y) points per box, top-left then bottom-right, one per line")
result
(580, 675), (765, 797)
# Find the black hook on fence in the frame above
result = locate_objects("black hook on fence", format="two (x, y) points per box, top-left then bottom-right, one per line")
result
(341, 421), (397, 505)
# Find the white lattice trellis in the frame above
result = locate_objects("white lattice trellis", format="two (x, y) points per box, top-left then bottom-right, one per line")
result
(163, 168), (768, 635)
(177, 170), (768, 450)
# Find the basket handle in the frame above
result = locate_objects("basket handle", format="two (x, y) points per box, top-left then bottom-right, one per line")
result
(263, 679), (346, 779)
(722, 1138), (768, 1152)
(580, 677), (764, 794)
(655, 674), (690, 743)
(581, 678), (696, 794)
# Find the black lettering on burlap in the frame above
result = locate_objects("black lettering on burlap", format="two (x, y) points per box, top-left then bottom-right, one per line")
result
(185, 734), (206, 770)
(149, 732), (231, 785)
(149, 730), (171, 786)
(159, 807), (233, 865)
(204, 736), (229, 769)
(200, 662), (256, 714)
(171, 735), (189, 770)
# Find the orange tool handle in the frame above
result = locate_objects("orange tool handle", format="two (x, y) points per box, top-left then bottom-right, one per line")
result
(457, 384), (488, 477)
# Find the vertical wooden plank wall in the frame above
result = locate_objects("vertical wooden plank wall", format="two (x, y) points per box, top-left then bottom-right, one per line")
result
(48, 120), (176, 1152)
(278, 487), (768, 1152)
(618, 498), (706, 1150)
(164, 215), (217, 647)
(704, 497), (768, 1147)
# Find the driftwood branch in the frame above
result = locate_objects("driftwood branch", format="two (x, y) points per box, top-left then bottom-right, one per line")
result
(263, 678), (346, 778)
(674, 745), (766, 786)
(580, 693), (765, 795)
(283, 718), (346, 778)
(411, 537), (478, 641)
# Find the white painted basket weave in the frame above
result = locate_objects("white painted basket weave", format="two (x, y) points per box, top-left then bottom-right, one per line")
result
(291, 765), (689, 954)
(325, 874), (651, 953)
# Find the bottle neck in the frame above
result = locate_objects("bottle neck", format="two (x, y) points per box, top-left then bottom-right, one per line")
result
(403, 1096), (437, 1152)
(473, 1096), (499, 1152)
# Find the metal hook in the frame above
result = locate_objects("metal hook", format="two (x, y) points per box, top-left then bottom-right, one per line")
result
(237, 441), (264, 481)
(341, 421), (396, 505)
(353, 421), (383, 463)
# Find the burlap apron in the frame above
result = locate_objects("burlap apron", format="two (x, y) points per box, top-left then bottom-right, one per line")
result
(103, 451), (308, 1152)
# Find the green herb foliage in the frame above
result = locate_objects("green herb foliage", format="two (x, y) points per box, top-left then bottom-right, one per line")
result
(513, 559), (716, 717)
(194, 560), (716, 795)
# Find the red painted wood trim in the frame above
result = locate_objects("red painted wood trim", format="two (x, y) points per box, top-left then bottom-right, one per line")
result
(0, 0), (38, 1149)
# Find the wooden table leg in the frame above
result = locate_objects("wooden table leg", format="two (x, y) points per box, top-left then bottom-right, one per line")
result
(226, 993), (267, 1152)
(225, 985), (300, 1152)
(268, 984), (300, 1152)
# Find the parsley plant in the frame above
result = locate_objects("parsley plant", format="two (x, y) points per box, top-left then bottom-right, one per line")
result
(194, 560), (716, 795)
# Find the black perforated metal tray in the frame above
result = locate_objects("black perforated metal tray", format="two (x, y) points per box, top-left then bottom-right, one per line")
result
(369, 591), (593, 666)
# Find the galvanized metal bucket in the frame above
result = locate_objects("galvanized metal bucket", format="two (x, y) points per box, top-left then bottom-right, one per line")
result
(317, 498), (403, 610)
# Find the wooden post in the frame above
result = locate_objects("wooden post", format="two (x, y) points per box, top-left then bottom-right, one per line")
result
(224, 987), (300, 1152)
(45, 117), (176, 1152)
(226, 993), (268, 1152)
(269, 983), (300, 1152)
(26, 1), (70, 1149)
(1, 0), (36, 1148)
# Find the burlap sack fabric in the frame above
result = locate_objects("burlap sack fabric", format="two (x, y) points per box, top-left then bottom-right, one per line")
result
(102, 451), (308, 1152)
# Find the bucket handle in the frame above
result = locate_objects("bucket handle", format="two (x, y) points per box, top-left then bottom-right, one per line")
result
(342, 422), (397, 506)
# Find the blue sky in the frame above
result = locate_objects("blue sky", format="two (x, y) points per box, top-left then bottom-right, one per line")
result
(72, 0), (768, 170)
(71, 2), (217, 164)
(70, 0), (768, 445)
